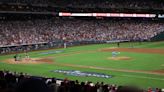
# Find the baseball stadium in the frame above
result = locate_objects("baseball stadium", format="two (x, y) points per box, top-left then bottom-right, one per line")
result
(0, 0), (164, 92)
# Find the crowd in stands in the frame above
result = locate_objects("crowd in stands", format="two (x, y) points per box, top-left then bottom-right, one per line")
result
(0, 0), (49, 5)
(0, 5), (52, 12)
(0, 18), (164, 47)
(0, 0), (164, 14)
(0, 70), (162, 92)
(65, 0), (164, 10)
(0, 0), (163, 13)
(0, 0), (164, 10)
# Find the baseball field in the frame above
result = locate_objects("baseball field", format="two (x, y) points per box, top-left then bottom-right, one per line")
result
(0, 42), (164, 88)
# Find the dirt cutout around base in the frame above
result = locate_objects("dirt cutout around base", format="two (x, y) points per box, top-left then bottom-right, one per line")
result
(101, 48), (164, 54)
(3, 58), (53, 64)
(151, 69), (164, 74)
(108, 56), (132, 61)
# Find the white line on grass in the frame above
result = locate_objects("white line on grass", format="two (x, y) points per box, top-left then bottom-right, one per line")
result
(121, 74), (164, 81)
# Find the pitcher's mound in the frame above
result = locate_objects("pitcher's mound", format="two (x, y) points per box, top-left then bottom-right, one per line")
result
(3, 58), (53, 64)
(107, 56), (132, 60)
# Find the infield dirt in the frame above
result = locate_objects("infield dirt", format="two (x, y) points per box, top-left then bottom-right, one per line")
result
(3, 58), (53, 64)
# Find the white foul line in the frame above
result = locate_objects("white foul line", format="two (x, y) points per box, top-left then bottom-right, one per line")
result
(121, 74), (164, 81)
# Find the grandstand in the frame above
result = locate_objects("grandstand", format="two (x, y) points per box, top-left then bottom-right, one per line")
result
(0, 0), (164, 92)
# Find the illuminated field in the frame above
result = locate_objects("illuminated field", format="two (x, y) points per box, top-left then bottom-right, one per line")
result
(0, 42), (164, 88)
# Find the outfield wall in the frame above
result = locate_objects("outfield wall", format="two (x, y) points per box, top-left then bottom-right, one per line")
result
(0, 40), (131, 54)
(151, 31), (164, 41)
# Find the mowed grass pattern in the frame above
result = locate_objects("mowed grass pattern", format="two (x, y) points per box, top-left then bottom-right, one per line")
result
(0, 42), (164, 88)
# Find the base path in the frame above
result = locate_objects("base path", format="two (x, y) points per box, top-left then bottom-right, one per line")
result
(107, 56), (132, 60)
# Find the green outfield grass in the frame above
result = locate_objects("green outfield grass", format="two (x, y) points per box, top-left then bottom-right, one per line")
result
(0, 42), (164, 88)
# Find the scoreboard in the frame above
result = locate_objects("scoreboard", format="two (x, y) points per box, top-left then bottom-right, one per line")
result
(59, 12), (156, 18)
